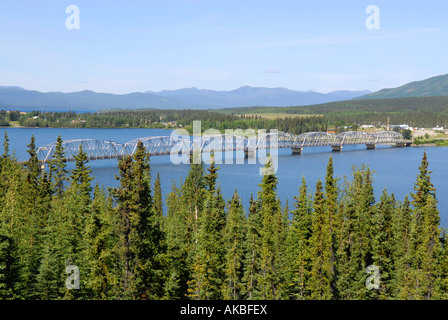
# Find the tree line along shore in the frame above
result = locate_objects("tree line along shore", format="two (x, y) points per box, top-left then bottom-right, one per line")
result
(0, 131), (447, 300)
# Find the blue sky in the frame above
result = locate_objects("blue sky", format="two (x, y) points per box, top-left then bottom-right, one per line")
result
(0, 0), (447, 94)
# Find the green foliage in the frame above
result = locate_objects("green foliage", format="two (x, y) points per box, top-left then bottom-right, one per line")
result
(307, 179), (333, 300)
(285, 178), (312, 299)
(223, 96), (448, 128)
(111, 141), (165, 299)
(222, 191), (246, 300)
(188, 156), (226, 300)
(0, 137), (446, 301)
(50, 135), (68, 198)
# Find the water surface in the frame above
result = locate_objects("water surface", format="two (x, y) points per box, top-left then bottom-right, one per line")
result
(3, 127), (447, 226)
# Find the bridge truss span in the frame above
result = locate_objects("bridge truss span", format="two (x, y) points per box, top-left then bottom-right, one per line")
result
(37, 139), (126, 163)
(293, 132), (337, 148)
(35, 130), (412, 164)
(124, 136), (192, 156)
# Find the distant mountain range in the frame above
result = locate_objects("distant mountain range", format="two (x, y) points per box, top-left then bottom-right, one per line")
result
(2, 72), (448, 111)
(359, 73), (448, 99)
(0, 85), (371, 111)
(146, 86), (371, 109)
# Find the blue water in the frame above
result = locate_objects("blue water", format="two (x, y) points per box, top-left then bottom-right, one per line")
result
(3, 127), (448, 227)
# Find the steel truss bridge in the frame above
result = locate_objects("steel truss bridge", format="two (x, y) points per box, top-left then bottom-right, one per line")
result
(35, 131), (412, 164)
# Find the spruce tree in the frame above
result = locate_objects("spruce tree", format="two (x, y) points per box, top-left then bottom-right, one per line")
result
(335, 166), (376, 299)
(2, 131), (9, 159)
(188, 156), (226, 299)
(390, 196), (413, 298)
(154, 172), (163, 221)
(242, 194), (261, 300)
(257, 155), (282, 299)
(163, 182), (190, 299)
(406, 152), (442, 299)
(0, 232), (21, 299)
(85, 185), (119, 299)
(51, 135), (68, 198)
(19, 135), (43, 298)
(25, 135), (40, 183)
(286, 177), (312, 299)
(308, 179), (333, 300)
(324, 157), (338, 295)
(0, 162), (27, 298)
(70, 144), (93, 199)
(411, 151), (435, 209)
(112, 141), (165, 299)
(370, 189), (395, 299)
(182, 160), (205, 247)
(222, 190), (246, 300)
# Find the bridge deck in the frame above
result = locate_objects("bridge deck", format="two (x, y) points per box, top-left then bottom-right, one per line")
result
(29, 131), (412, 164)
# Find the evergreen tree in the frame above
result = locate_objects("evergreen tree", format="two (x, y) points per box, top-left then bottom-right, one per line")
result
(154, 172), (163, 221)
(163, 182), (190, 299)
(308, 179), (333, 300)
(188, 156), (226, 299)
(18, 135), (43, 298)
(85, 185), (119, 299)
(286, 177), (312, 299)
(25, 135), (40, 183)
(370, 189), (395, 299)
(182, 160), (205, 248)
(335, 166), (376, 299)
(411, 151), (436, 209)
(390, 196), (413, 298)
(0, 232), (21, 299)
(0, 163), (27, 298)
(112, 141), (165, 299)
(54, 145), (96, 300)
(405, 152), (442, 299)
(324, 157), (339, 295)
(70, 144), (93, 199)
(242, 194), (261, 300)
(35, 232), (62, 300)
(2, 131), (9, 159)
(51, 135), (68, 198)
(222, 190), (246, 300)
(257, 156), (282, 299)
(273, 198), (289, 299)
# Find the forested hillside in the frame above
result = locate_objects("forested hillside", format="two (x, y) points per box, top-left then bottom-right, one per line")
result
(221, 96), (448, 128)
(2, 94), (448, 131)
(0, 109), (328, 135)
(0, 133), (447, 300)
(359, 73), (448, 99)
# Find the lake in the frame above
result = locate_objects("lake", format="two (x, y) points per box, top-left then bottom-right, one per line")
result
(3, 127), (448, 227)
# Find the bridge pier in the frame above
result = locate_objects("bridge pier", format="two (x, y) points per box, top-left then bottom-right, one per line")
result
(331, 145), (343, 152)
(395, 142), (406, 148)
(366, 143), (376, 150)
(291, 147), (303, 155)
(244, 149), (256, 158)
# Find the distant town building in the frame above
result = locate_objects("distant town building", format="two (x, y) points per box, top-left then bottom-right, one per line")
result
(389, 124), (410, 130)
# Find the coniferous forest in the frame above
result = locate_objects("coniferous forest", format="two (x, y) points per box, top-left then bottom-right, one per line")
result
(0, 132), (447, 300)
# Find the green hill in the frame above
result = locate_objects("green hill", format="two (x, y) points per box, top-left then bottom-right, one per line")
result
(360, 73), (448, 99)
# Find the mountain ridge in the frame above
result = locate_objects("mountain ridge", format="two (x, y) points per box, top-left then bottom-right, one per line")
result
(360, 73), (448, 99)
(0, 85), (371, 111)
